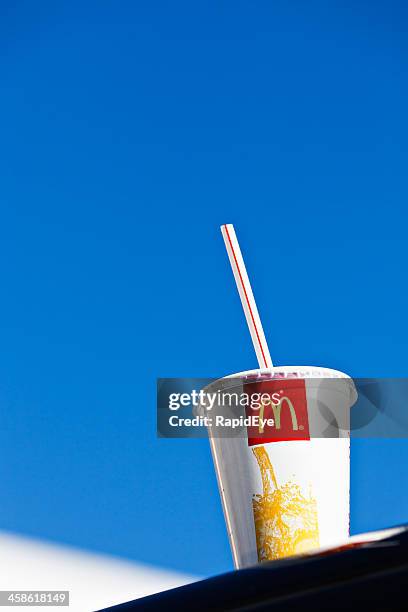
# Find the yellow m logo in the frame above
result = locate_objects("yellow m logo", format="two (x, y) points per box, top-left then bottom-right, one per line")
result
(259, 397), (299, 433)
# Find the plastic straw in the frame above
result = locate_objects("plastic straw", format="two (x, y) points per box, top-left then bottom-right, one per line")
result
(220, 224), (273, 370)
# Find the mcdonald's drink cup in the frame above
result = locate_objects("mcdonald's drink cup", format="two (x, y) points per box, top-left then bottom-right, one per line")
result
(200, 366), (357, 569)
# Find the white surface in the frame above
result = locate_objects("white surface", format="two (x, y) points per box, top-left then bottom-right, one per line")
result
(0, 532), (196, 611)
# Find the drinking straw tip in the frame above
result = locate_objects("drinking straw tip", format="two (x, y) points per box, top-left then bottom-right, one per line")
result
(220, 224), (273, 370)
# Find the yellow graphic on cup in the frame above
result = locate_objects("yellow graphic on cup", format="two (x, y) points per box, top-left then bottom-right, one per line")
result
(252, 446), (319, 561)
(258, 396), (299, 433)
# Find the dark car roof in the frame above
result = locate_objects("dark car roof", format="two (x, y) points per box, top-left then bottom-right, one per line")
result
(98, 525), (408, 611)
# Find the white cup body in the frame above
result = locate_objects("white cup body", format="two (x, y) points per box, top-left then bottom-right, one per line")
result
(203, 366), (357, 568)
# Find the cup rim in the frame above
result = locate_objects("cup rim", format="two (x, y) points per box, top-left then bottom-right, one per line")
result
(224, 365), (352, 380)
(201, 365), (358, 407)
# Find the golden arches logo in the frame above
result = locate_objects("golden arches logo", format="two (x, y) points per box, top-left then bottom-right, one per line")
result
(258, 397), (299, 433)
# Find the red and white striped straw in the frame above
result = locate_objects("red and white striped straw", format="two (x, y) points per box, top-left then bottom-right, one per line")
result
(220, 224), (273, 370)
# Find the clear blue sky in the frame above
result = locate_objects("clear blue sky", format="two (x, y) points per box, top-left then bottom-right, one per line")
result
(1, 0), (407, 577)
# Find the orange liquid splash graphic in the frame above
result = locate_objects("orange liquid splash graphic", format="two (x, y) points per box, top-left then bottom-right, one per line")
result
(252, 446), (320, 561)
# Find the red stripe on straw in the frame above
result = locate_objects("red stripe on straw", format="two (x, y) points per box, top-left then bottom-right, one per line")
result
(223, 225), (269, 369)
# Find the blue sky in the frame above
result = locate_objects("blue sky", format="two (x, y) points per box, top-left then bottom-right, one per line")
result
(1, 0), (408, 577)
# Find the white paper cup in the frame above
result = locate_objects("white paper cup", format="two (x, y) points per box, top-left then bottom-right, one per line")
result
(199, 366), (357, 569)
